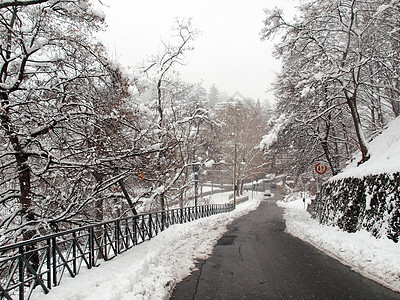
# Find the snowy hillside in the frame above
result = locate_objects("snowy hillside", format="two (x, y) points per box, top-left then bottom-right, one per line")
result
(332, 116), (400, 180)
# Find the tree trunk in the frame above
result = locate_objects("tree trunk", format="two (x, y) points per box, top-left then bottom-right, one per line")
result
(160, 193), (165, 210)
(1, 92), (36, 235)
(117, 179), (138, 215)
(345, 94), (370, 164)
(320, 141), (337, 176)
(318, 117), (338, 175)
(1, 92), (38, 270)
(389, 86), (400, 117)
(92, 171), (104, 221)
(19, 162), (35, 233)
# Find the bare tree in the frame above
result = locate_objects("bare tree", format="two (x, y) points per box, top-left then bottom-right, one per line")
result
(215, 101), (268, 195)
(134, 19), (201, 210)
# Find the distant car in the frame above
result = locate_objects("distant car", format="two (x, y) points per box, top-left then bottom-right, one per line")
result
(270, 183), (277, 188)
(263, 190), (271, 198)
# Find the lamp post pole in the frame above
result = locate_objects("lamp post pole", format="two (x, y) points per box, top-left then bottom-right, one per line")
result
(233, 142), (237, 209)
(192, 162), (200, 207)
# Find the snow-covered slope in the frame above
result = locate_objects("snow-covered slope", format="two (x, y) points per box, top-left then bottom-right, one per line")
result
(332, 117), (400, 180)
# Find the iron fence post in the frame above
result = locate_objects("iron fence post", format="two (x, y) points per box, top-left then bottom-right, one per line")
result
(161, 211), (165, 231)
(89, 227), (94, 269)
(103, 225), (107, 261)
(51, 237), (57, 287)
(133, 216), (137, 245)
(180, 208), (183, 224)
(18, 246), (24, 300)
(125, 219), (129, 248)
(140, 215), (145, 241)
(72, 232), (77, 276)
(115, 220), (120, 255)
(46, 238), (51, 290)
(148, 214), (152, 239)
(154, 213), (159, 234)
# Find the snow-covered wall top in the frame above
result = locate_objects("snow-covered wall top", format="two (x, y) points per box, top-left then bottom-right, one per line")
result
(331, 117), (400, 180)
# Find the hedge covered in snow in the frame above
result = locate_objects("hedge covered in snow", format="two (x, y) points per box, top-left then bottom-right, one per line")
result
(316, 172), (400, 242)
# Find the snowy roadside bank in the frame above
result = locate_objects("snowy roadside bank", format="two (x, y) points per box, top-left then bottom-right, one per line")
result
(278, 197), (400, 293)
(32, 192), (262, 300)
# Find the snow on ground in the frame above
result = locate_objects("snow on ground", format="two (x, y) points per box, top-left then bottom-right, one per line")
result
(332, 116), (400, 180)
(32, 191), (262, 300)
(279, 195), (400, 292)
(200, 185), (224, 193)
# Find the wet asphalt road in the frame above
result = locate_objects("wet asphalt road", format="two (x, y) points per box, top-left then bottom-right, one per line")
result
(171, 192), (400, 300)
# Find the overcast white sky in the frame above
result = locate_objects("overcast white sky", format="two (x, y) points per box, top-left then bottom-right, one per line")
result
(96, 0), (299, 102)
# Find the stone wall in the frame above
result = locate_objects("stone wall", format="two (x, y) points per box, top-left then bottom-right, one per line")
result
(315, 172), (400, 242)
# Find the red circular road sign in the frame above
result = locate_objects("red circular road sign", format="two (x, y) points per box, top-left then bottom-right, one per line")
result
(315, 163), (328, 175)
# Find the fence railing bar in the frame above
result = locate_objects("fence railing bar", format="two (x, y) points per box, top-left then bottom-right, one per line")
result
(3, 257), (18, 292)
(74, 239), (90, 272)
(118, 222), (129, 252)
(22, 252), (49, 294)
(91, 232), (104, 267)
(54, 245), (74, 285)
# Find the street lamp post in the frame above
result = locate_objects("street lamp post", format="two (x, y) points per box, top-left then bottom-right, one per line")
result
(192, 162), (200, 207)
(233, 142), (237, 209)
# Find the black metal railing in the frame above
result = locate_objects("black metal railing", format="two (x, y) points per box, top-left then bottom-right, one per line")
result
(0, 203), (234, 300)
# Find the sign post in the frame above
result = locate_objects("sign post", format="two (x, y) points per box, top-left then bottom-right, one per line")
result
(314, 163), (328, 215)
(301, 177), (308, 209)
(314, 163), (327, 193)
